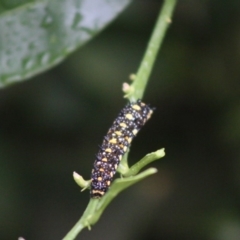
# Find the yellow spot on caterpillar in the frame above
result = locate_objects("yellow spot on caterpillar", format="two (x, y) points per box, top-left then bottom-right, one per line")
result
(102, 158), (107, 162)
(119, 144), (124, 149)
(105, 148), (112, 153)
(120, 122), (127, 128)
(132, 129), (138, 135)
(123, 146), (128, 152)
(125, 113), (133, 120)
(147, 110), (153, 119)
(107, 181), (111, 186)
(115, 131), (122, 136)
(118, 155), (122, 160)
(140, 102), (146, 107)
(125, 136), (132, 143)
(114, 164), (118, 169)
(132, 104), (141, 111)
(98, 177), (102, 181)
(109, 138), (117, 144)
(110, 172), (113, 177)
(99, 168), (104, 172)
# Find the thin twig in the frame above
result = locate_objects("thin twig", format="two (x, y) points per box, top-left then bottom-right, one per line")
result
(63, 1), (177, 239)
(125, 0), (177, 102)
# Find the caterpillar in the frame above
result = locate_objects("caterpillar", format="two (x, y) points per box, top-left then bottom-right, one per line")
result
(90, 100), (153, 198)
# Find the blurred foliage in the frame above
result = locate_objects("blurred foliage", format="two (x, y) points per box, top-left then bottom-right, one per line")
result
(0, 0), (131, 86)
(1, 0), (240, 240)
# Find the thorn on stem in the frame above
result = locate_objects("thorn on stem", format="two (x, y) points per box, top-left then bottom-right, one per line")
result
(129, 73), (136, 81)
(166, 17), (172, 23)
(122, 82), (131, 92)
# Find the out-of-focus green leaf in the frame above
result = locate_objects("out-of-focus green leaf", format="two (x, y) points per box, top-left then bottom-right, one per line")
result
(0, 0), (131, 87)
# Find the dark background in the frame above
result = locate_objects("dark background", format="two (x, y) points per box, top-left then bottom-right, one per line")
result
(1, 0), (240, 239)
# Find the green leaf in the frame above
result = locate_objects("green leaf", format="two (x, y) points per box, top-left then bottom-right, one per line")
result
(0, 0), (131, 87)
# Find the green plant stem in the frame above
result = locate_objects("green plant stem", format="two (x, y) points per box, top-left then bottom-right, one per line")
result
(127, 0), (177, 102)
(62, 199), (99, 240)
(63, 1), (177, 239)
(62, 168), (158, 240)
(123, 149), (165, 177)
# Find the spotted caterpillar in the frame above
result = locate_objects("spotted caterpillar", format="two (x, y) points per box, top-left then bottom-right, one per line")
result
(90, 100), (153, 198)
